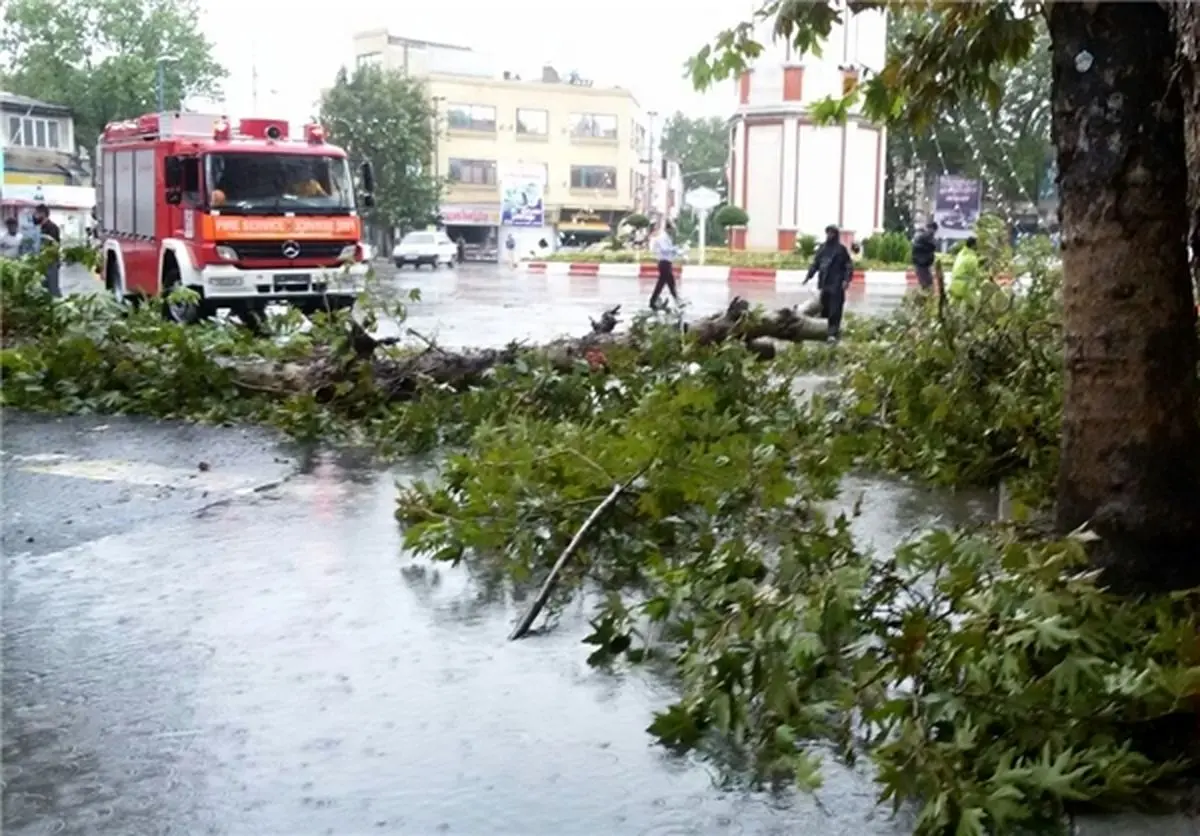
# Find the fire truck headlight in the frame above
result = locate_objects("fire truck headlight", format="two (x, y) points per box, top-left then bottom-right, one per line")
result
(215, 245), (239, 261)
(338, 244), (359, 262)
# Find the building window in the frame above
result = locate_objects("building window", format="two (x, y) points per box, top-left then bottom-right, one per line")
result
(570, 165), (617, 190)
(6, 115), (65, 149)
(448, 158), (497, 185)
(356, 52), (383, 67)
(570, 113), (618, 140)
(446, 104), (496, 132)
(516, 108), (548, 136)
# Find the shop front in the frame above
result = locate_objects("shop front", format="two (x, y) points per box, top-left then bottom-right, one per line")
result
(0, 183), (95, 243)
(441, 204), (500, 262)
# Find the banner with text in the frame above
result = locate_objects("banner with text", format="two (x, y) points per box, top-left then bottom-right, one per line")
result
(933, 175), (983, 240)
(500, 163), (546, 227)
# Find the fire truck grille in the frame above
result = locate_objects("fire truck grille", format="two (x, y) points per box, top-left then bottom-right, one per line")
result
(226, 241), (349, 261)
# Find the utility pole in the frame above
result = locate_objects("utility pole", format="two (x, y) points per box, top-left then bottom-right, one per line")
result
(156, 56), (177, 112)
(431, 96), (444, 190)
(645, 110), (657, 219)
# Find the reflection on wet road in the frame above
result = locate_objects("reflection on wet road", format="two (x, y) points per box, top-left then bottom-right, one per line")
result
(2, 412), (997, 835)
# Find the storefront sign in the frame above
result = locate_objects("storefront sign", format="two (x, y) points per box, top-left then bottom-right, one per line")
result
(500, 163), (546, 227)
(441, 204), (500, 226)
(0, 183), (93, 208)
(3, 171), (69, 187)
(558, 209), (612, 233)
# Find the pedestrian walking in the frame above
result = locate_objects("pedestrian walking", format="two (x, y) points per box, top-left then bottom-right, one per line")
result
(911, 220), (938, 291)
(456, 235), (467, 264)
(0, 217), (23, 259)
(803, 224), (854, 342)
(649, 221), (681, 310)
(505, 232), (517, 268)
(33, 204), (62, 297)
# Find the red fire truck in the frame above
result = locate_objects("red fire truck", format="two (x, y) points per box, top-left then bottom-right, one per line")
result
(95, 111), (375, 323)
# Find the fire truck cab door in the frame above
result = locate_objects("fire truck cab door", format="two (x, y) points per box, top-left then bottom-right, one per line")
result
(165, 155), (202, 238)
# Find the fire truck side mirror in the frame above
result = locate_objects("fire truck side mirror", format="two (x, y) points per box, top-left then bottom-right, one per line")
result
(164, 156), (184, 205)
(164, 156), (184, 190)
(359, 161), (376, 204)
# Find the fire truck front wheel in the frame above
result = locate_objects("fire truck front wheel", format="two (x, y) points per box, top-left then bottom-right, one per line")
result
(160, 259), (213, 325)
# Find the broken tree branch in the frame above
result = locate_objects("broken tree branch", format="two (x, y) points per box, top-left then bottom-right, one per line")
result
(508, 469), (643, 641)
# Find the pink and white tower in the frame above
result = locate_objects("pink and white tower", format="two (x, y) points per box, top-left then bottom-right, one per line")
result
(727, 5), (888, 251)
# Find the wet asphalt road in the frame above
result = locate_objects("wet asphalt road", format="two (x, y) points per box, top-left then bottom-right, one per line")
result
(5, 266), (1002, 835)
(379, 262), (903, 349)
(59, 260), (904, 350)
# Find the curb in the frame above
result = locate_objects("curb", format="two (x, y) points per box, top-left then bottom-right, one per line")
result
(521, 261), (919, 291)
(520, 261), (1023, 293)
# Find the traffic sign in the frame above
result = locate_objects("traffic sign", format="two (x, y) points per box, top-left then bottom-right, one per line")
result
(685, 187), (721, 212)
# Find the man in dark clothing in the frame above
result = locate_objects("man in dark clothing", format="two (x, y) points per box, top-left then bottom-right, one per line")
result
(804, 224), (854, 342)
(33, 204), (62, 297)
(911, 221), (938, 291)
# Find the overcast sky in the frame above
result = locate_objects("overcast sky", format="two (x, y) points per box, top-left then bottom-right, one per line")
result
(194, 0), (748, 122)
(196, 0), (750, 123)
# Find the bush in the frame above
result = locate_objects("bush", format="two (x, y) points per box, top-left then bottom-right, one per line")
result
(862, 231), (911, 265)
(713, 204), (749, 228)
(622, 212), (650, 230)
(794, 233), (819, 258)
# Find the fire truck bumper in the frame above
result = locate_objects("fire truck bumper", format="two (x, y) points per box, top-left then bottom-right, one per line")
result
(197, 264), (368, 302)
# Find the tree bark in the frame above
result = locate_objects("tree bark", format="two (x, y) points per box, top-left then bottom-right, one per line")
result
(1167, 0), (1200, 301)
(230, 299), (831, 404)
(1049, 2), (1200, 593)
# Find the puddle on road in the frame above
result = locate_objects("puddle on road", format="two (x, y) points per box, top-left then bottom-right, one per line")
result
(3, 450), (992, 836)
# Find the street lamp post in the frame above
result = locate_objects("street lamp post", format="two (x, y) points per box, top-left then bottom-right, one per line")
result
(156, 55), (178, 112)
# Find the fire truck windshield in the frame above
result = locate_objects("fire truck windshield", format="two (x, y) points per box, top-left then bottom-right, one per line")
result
(206, 153), (355, 214)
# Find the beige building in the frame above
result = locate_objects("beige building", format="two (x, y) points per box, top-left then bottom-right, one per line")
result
(353, 30), (648, 257)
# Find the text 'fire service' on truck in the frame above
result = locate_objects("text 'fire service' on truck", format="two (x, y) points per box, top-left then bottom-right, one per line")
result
(95, 111), (376, 323)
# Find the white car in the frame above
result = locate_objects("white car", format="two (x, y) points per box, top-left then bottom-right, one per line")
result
(392, 230), (457, 269)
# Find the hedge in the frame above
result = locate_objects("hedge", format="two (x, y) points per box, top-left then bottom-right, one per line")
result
(536, 248), (913, 272)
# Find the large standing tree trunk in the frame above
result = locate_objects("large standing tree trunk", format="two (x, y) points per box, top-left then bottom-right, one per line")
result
(1168, 0), (1200, 300)
(1049, 2), (1200, 594)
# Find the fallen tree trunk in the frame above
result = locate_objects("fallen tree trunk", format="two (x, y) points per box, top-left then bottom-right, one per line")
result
(231, 297), (830, 401)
